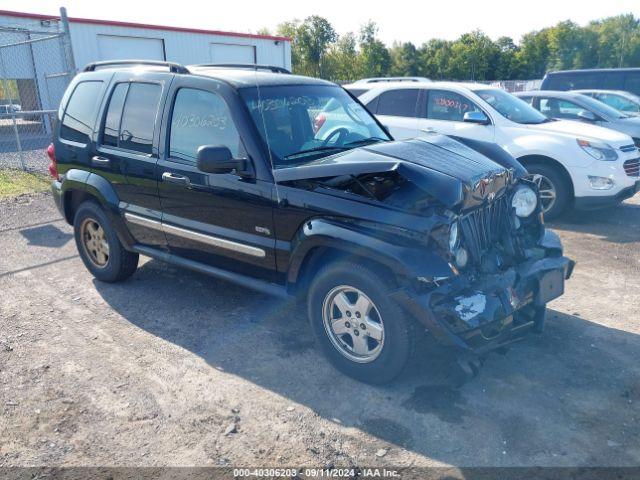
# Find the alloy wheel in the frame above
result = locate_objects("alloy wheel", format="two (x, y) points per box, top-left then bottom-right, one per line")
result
(80, 218), (110, 268)
(531, 173), (557, 214)
(322, 285), (385, 363)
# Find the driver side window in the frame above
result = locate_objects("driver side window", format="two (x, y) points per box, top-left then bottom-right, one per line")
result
(169, 88), (245, 163)
(426, 90), (482, 122)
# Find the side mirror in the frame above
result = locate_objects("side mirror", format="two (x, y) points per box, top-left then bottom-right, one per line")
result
(197, 145), (246, 174)
(463, 111), (490, 125)
(577, 109), (597, 122)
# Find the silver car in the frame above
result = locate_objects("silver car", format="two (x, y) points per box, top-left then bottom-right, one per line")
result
(574, 89), (640, 117)
(516, 90), (640, 146)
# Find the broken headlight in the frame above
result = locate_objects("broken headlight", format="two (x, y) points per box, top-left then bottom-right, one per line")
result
(511, 186), (537, 217)
(449, 222), (459, 251)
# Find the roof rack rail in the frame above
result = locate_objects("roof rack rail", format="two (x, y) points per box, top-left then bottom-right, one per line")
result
(193, 63), (291, 74)
(354, 76), (431, 84)
(83, 60), (189, 74)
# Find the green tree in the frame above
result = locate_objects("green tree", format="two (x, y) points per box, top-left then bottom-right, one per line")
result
(447, 30), (499, 80)
(276, 20), (303, 73)
(358, 21), (391, 78)
(296, 16), (337, 77)
(419, 39), (453, 79)
(389, 42), (420, 76)
(325, 32), (359, 82)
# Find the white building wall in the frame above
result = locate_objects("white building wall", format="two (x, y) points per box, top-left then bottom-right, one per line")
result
(67, 22), (291, 70)
(0, 11), (291, 111)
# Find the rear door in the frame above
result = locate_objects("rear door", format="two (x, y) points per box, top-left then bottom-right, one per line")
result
(93, 73), (169, 248)
(418, 89), (495, 142)
(157, 76), (277, 280)
(368, 88), (420, 139)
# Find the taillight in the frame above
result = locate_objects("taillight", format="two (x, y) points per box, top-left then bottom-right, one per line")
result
(47, 143), (58, 180)
(313, 113), (326, 133)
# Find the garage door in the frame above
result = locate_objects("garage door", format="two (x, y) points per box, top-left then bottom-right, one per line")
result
(210, 43), (256, 64)
(97, 35), (165, 61)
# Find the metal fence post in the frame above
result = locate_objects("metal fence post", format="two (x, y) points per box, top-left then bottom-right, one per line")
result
(59, 7), (76, 75)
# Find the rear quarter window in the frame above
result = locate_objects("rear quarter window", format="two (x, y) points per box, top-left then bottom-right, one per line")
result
(375, 89), (419, 117)
(60, 81), (104, 144)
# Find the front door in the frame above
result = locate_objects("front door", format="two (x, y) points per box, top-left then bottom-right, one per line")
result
(418, 89), (495, 143)
(157, 78), (276, 280)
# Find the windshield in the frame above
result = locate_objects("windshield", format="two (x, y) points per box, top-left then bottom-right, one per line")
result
(476, 89), (549, 124)
(578, 94), (629, 119)
(240, 85), (390, 168)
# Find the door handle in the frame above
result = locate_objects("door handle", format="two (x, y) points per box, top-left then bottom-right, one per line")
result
(162, 172), (190, 186)
(91, 155), (111, 165)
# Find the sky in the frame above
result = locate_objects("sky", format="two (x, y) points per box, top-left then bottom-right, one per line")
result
(4, 0), (640, 45)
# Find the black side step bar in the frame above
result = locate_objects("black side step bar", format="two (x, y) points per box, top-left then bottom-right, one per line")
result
(132, 245), (289, 298)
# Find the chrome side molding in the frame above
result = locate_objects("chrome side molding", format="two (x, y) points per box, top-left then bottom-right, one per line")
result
(124, 213), (266, 258)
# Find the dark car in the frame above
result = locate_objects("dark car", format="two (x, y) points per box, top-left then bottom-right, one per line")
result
(49, 60), (574, 383)
(540, 68), (640, 97)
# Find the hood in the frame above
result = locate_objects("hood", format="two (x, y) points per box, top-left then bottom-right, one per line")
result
(529, 119), (632, 145)
(617, 116), (640, 137)
(274, 135), (515, 210)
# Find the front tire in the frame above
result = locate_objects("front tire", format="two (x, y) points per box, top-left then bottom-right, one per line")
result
(308, 261), (414, 384)
(526, 162), (571, 220)
(73, 201), (139, 283)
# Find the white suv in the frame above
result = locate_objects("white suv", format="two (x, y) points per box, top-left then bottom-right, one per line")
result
(358, 82), (640, 219)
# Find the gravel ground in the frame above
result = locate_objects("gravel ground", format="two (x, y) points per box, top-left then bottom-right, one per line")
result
(0, 149), (49, 173)
(0, 193), (639, 468)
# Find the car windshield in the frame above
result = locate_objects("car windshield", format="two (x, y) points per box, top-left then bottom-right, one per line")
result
(476, 89), (549, 124)
(239, 85), (390, 168)
(578, 94), (629, 119)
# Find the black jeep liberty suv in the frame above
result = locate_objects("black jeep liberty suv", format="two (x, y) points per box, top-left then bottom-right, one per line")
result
(49, 61), (574, 383)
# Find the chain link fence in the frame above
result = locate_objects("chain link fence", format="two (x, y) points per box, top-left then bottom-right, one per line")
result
(0, 9), (75, 173)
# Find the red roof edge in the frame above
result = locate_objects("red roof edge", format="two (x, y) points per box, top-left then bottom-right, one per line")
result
(0, 9), (291, 42)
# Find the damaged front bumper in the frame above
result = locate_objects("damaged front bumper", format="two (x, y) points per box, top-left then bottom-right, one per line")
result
(391, 231), (575, 355)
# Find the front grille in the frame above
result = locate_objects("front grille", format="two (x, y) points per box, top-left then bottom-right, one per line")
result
(624, 158), (640, 177)
(459, 194), (510, 263)
(620, 144), (638, 153)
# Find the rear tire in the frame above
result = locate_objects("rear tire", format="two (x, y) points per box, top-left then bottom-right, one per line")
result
(525, 162), (571, 221)
(73, 201), (139, 283)
(308, 261), (414, 384)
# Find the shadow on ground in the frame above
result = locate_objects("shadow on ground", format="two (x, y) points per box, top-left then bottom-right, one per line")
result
(549, 200), (640, 244)
(93, 261), (640, 466)
(19, 223), (73, 248)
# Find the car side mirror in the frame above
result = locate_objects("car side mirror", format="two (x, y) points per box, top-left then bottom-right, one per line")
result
(463, 111), (490, 125)
(197, 145), (246, 174)
(577, 109), (597, 122)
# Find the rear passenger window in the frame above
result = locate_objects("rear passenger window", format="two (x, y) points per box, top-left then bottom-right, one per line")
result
(60, 81), (103, 144)
(427, 90), (482, 121)
(169, 88), (243, 162)
(103, 83), (129, 148)
(375, 89), (419, 117)
(100, 82), (161, 154)
(119, 83), (161, 154)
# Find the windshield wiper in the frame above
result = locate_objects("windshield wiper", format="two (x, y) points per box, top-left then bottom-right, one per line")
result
(342, 137), (388, 147)
(284, 145), (347, 160)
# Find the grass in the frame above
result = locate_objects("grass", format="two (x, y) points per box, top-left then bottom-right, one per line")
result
(0, 169), (51, 198)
